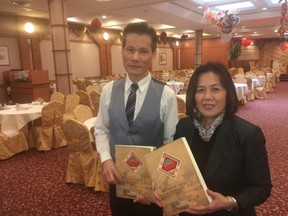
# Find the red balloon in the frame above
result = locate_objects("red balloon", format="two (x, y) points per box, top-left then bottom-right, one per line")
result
(160, 31), (167, 40)
(91, 18), (102, 28)
(241, 39), (251, 47)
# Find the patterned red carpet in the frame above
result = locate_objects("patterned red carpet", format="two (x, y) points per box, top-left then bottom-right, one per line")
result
(236, 82), (288, 216)
(0, 82), (287, 216)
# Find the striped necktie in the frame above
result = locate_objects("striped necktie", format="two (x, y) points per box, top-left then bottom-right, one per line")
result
(126, 83), (139, 127)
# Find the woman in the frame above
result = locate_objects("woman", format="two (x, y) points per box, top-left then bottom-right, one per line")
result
(174, 62), (272, 216)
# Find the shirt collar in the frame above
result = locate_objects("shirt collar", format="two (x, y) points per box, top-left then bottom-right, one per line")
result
(125, 73), (151, 93)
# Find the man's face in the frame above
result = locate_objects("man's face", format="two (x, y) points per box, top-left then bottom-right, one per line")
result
(122, 33), (155, 81)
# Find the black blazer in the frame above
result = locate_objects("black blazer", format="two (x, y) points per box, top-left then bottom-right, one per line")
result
(175, 115), (272, 216)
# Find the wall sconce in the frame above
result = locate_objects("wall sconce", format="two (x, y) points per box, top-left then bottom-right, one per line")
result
(24, 22), (35, 33)
(103, 32), (109, 41)
(175, 41), (180, 47)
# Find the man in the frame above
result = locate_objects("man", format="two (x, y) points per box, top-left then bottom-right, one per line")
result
(94, 22), (178, 216)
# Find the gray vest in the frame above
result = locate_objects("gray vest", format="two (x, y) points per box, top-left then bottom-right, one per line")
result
(108, 77), (164, 159)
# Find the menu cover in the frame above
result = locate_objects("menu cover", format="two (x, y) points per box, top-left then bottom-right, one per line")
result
(115, 145), (155, 202)
(144, 137), (212, 216)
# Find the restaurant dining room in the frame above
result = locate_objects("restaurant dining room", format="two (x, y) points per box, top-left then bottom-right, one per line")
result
(0, 0), (288, 215)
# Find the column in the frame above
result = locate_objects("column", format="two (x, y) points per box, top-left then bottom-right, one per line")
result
(194, 29), (203, 69)
(48, 0), (73, 95)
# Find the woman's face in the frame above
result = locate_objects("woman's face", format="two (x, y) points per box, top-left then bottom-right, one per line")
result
(195, 71), (227, 123)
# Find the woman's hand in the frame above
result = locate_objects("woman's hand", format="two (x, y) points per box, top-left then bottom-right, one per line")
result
(102, 159), (123, 185)
(153, 191), (165, 208)
(133, 194), (152, 205)
(184, 189), (231, 215)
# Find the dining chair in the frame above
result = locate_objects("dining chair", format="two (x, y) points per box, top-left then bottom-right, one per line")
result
(53, 101), (67, 148)
(50, 91), (65, 103)
(75, 79), (87, 92)
(73, 104), (93, 123)
(176, 96), (186, 114)
(89, 90), (101, 116)
(254, 81), (268, 99)
(75, 90), (96, 116)
(63, 93), (80, 120)
(177, 113), (187, 119)
(28, 101), (66, 151)
(62, 118), (108, 191)
(0, 131), (28, 160)
(84, 79), (93, 87)
(86, 84), (101, 95)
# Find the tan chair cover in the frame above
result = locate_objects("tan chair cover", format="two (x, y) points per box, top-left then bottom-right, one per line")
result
(89, 90), (101, 116)
(177, 96), (186, 114)
(75, 90), (92, 106)
(53, 102), (67, 148)
(63, 93), (80, 120)
(254, 84), (267, 99)
(177, 113), (187, 119)
(73, 104), (93, 123)
(62, 118), (108, 191)
(84, 80), (93, 87)
(75, 79), (87, 92)
(86, 85), (101, 95)
(51, 92), (65, 103)
(75, 90), (96, 116)
(0, 131), (28, 160)
(28, 101), (66, 151)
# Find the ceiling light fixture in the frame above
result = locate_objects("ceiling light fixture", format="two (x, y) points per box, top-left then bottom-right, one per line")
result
(12, 1), (31, 7)
(24, 22), (35, 33)
(103, 32), (109, 41)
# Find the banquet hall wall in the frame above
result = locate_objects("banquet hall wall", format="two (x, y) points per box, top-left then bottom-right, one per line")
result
(0, 14), (287, 103)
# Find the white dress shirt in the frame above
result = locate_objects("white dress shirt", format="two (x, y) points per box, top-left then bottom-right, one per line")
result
(94, 73), (178, 163)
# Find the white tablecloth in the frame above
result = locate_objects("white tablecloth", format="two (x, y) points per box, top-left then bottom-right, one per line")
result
(177, 94), (186, 102)
(234, 83), (248, 101)
(0, 104), (44, 137)
(167, 81), (184, 94)
(257, 76), (266, 87)
(251, 78), (260, 89)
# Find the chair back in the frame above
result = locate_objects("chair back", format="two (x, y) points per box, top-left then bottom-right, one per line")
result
(177, 96), (186, 114)
(75, 79), (87, 91)
(51, 92), (65, 103)
(84, 80), (93, 87)
(233, 76), (247, 84)
(62, 118), (92, 153)
(53, 101), (67, 148)
(73, 104), (93, 123)
(0, 132), (28, 160)
(75, 90), (92, 107)
(65, 93), (80, 114)
(86, 85), (101, 95)
(89, 90), (101, 116)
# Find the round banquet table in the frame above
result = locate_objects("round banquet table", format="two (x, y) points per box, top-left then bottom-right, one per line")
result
(0, 104), (44, 137)
(166, 81), (184, 94)
(234, 83), (248, 101)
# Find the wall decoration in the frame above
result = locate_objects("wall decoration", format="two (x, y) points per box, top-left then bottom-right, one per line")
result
(159, 53), (167, 65)
(0, 46), (10, 65)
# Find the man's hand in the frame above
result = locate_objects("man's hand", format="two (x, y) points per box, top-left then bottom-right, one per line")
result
(102, 159), (123, 185)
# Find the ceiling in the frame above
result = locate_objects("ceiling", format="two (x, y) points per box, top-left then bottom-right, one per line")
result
(0, 0), (286, 39)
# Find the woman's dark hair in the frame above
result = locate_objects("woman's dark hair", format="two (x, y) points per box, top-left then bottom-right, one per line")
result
(122, 22), (158, 53)
(186, 61), (238, 119)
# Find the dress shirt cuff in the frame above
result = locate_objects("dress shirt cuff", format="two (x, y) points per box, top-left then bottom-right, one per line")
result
(99, 151), (113, 164)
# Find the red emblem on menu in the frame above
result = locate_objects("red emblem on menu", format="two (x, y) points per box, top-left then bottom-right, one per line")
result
(159, 153), (181, 178)
(123, 152), (143, 173)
